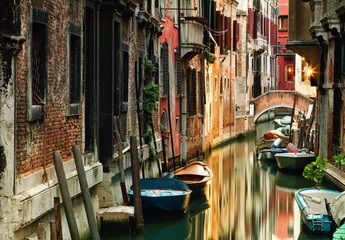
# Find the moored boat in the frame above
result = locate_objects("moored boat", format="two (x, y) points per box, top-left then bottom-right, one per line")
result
(174, 161), (213, 196)
(128, 178), (192, 212)
(295, 188), (341, 233)
(275, 152), (316, 170)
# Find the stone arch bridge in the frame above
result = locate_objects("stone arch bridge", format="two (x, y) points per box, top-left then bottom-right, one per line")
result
(250, 90), (314, 123)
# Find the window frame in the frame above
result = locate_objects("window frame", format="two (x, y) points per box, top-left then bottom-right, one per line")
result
(27, 8), (48, 122)
(67, 22), (82, 116)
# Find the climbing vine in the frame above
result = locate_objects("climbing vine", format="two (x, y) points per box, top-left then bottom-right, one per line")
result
(142, 57), (159, 162)
(142, 57), (159, 144)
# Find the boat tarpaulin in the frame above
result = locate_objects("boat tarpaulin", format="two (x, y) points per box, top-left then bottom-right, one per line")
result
(331, 191), (345, 226)
(132, 178), (189, 191)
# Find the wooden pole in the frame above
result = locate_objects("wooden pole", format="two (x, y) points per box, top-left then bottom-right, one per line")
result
(167, 94), (176, 170)
(37, 223), (46, 240)
(161, 132), (168, 172)
(113, 117), (129, 205)
(50, 220), (58, 240)
(54, 197), (62, 240)
(135, 63), (145, 178)
(150, 119), (162, 175)
(53, 151), (80, 240)
(304, 103), (315, 148)
(130, 136), (144, 234)
(289, 93), (297, 143)
(73, 146), (100, 240)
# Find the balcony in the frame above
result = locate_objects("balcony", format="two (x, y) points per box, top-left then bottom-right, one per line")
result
(180, 17), (205, 60)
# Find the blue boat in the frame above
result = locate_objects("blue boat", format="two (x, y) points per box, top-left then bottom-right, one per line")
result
(128, 178), (192, 212)
(296, 188), (341, 233)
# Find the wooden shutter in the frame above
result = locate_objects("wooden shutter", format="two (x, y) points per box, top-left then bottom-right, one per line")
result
(162, 41), (169, 95)
(233, 20), (237, 51)
(253, 10), (258, 39)
(248, 8), (252, 37)
(216, 11), (221, 46)
(199, 71), (204, 115)
(175, 47), (181, 95)
(225, 16), (231, 52)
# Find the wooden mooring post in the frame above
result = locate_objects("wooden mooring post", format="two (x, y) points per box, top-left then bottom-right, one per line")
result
(53, 151), (80, 240)
(130, 135), (144, 234)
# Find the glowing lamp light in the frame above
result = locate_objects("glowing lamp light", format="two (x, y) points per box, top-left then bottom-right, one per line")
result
(307, 69), (313, 76)
(288, 67), (292, 73)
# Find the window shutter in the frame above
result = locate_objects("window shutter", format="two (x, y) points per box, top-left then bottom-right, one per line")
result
(225, 16), (231, 52)
(233, 20), (237, 52)
(248, 8), (252, 37)
(162, 41), (169, 95)
(253, 10), (258, 39)
(175, 47), (181, 95)
(261, 14), (263, 35)
(221, 14), (225, 53)
(199, 71), (204, 115)
(210, 1), (216, 53)
(216, 11), (221, 46)
(203, 0), (210, 45)
(192, 69), (197, 115)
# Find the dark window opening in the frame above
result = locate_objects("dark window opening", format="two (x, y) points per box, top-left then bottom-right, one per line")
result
(220, 77), (223, 95)
(84, 5), (95, 152)
(69, 34), (81, 103)
(122, 51), (129, 102)
(32, 21), (47, 105)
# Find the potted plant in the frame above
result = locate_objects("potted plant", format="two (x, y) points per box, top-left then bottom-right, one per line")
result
(332, 153), (345, 170)
(302, 156), (328, 186)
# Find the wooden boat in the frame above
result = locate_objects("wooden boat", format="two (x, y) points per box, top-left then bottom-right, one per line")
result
(295, 188), (341, 233)
(275, 152), (316, 170)
(174, 161), (213, 196)
(128, 178), (191, 212)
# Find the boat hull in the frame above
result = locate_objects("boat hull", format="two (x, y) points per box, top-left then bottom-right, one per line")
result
(275, 152), (316, 170)
(295, 188), (341, 232)
(128, 189), (191, 212)
(174, 161), (213, 196)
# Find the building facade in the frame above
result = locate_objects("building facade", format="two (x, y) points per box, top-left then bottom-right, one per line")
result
(287, 0), (345, 159)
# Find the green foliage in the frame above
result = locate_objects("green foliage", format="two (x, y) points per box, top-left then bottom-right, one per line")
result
(142, 57), (159, 144)
(204, 50), (216, 64)
(144, 58), (157, 85)
(333, 153), (345, 168)
(303, 156), (328, 184)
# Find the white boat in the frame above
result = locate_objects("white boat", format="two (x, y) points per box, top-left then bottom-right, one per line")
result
(296, 188), (341, 232)
(275, 152), (316, 170)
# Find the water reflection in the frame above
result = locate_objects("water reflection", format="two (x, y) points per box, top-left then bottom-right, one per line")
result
(203, 134), (323, 240)
(104, 124), (336, 239)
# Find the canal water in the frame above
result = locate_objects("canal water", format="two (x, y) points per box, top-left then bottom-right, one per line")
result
(105, 120), (338, 240)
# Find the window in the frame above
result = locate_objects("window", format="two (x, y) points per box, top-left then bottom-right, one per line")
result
(176, 116), (179, 133)
(32, 22), (47, 106)
(122, 51), (129, 102)
(69, 34), (81, 103)
(160, 0), (165, 18)
(279, 16), (288, 30)
(220, 77), (223, 95)
(68, 23), (82, 116)
(286, 65), (294, 82)
(28, 9), (48, 121)
(161, 41), (169, 95)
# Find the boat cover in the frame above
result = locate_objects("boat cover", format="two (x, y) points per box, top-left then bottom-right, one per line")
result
(331, 191), (345, 227)
(132, 178), (190, 191)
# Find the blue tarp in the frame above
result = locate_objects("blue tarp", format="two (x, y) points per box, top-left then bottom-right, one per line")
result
(132, 178), (189, 191)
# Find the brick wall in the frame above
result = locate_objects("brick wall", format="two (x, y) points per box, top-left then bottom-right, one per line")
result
(16, 0), (83, 177)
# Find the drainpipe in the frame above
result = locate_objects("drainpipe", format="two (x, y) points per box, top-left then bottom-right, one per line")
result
(178, 0), (187, 163)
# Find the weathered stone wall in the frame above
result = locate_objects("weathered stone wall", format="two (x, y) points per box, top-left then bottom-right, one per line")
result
(16, 0), (83, 178)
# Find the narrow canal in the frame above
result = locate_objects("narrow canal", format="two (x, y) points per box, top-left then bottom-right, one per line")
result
(106, 120), (338, 240)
